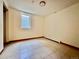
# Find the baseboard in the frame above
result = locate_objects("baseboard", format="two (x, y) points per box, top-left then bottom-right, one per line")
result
(6, 36), (44, 44)
(43, 37), (79, 50)
(60, 41), (79, 50)
(0, 36), (44, 53)
(5, 36), (79, 50)
(43, 37), (60, 43)
(0, 48), (4, 54)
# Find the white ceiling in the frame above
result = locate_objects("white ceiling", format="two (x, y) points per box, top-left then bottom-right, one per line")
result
(7, 0), (79, 16)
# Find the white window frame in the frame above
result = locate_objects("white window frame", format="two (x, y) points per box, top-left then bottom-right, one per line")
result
(21, 13), (32, 29)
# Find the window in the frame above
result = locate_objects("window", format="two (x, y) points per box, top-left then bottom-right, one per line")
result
(21, 13), (31, 29)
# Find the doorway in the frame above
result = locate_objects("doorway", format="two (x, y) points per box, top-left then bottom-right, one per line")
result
(3, 3), (8, 45)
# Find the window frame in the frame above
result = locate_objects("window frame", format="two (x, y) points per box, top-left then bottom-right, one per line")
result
(21, 13), (32, 29)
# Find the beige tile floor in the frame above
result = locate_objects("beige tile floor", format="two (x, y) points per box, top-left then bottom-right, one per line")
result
(0, 38), (79, 59)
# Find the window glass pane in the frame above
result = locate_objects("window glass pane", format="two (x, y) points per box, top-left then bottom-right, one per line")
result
(21, 15), (31, 29)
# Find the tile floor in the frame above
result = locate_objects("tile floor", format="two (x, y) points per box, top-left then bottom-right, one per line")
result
(0, 38), (79, 59)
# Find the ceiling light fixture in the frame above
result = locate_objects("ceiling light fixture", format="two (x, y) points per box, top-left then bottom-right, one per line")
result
(39, 1), (46, 7)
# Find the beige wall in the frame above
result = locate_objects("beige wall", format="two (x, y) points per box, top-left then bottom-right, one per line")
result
(44, 3), (79, 48)
(0, 0), (3, 52)
(7, 8), (44, 42)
